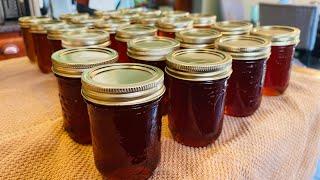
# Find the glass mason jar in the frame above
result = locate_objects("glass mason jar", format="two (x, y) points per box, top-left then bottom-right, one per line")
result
(189, 13), (216, 28)
(156, 16), (193, 38)
(162, 10), (189, 17)
(111, 11), (140, 24)
(81, 63), (165, 179)
(52, 48), (118, 144)
(94, 19), (130, 50)
(59, 13), (89, 23)
(30, 20), (65, 73)
(62, 29), (111, 49)
(251, 26), (300, 96)
(47, 24), (88, 52)
(166, 49), (232, 147)
(18, 16), (51, 63)
(70, 16), (103, 29)
(216, 35), (271, 117)
(212, 21), (253, 36)
(175, 28), (221, 49)
(115, 25), (157, 63)
(127, 36), (180, 115)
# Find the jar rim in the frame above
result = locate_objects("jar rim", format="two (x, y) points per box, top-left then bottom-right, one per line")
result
(162, 10), (189, 17)
(30, 20), (65, 34)
(189, 13), (216, 26)
(62, 29), (110, 47)
(156, 16), (194, 30)
(60, 13), (89, 21)
(175, 28), (222, 44)
(116, 24), (157, 42)
(18, 16), (51, 28)
(47, 24), (88, 40)
(212, 21), (253, 33)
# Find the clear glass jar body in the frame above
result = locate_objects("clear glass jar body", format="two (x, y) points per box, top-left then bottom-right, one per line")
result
(56, 75), (91, 144)
(86, 98), (163, 179)
(115, 40), (129, 63)
(49, 39), (63, 53)
(263, 45), (295, 96)
(32, 33), (53, 73)
(225, 59), (267, 117)
(157, 30), (175, 38)
(167, 75), (228, 147)
(21, 27), (37, 62)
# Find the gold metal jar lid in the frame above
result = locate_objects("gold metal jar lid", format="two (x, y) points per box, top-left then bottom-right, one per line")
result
(138, 14), (162, 26)
(176, 28), (222, 44)
(60, 13), (89, 22)
(62, 29), (110, 48)
(140, 9), (162, 16)
(115, 24), (157, 42)
(156, 16), (193, 32)
(215, 35), (271, 60)
(94, 19), (130, 34)
(166, 49), (232, 81)
(111, 11), (140, 23)
(94, 10), (118, 19)
(212, 21), (253, 36)
(70, 16), (104, 28)
(47, 24), (88, 40)
(52, 47), (118, 78)
(18, 16), (51, 28)
(189, 13), (216, 27)
(81, 63), (165, 106)
(251, 26), (300, 46)
(127, 36), (180, 61)
(120, 7), (147, 13)
(162, 10), (189, 17)
(30, 20), (65, 34)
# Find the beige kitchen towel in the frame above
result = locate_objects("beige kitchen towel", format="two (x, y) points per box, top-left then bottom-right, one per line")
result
(1, 57), (320, 180)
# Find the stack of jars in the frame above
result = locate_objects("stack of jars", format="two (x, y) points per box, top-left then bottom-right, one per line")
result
(18, 8), (300, 180)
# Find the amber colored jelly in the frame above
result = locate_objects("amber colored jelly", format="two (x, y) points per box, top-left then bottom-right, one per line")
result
(49, 39), (63, 52)
(21, 27), (37, 62)
(225, 59), (267, 117)
(86, 98), (162, 179)
(56, 75), (91, 144)
(158, 30), (175, 39)
(167, 76), (228, 147)
(32, 33), (53, 73)
(115, 40), (129, 63)
(263, 45), (295, 96)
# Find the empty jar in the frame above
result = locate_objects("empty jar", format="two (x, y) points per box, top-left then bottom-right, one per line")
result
(251, 26), (300, 96)
(52, 47), (118, 144)
(189, 13), (216, 28)
(156, 16), (193, 38)
(216, 35), (271, 117)
(212, 21), (253, 36)
(82, 63), (165, 179)
(166, 49), (232, 147)
(175, 28), (221, 49)
(115, 25), (157, 63)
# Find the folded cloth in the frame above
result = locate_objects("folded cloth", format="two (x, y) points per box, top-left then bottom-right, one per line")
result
(0, 57), (320, 179)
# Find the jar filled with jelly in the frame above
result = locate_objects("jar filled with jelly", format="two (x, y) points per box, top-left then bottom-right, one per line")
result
(162, 10), (189, 17)
(156, 16), (193, 38)
(189, 13), (216, 28)
(81, 63), (165, 179)
(111, 11), (140, 24)
(30, 20), (65, 73)
(212, 21), (253, 36)
(47, 24), (88, 52)
(62, 29), (110, 49)
(94, 19), (130, 50)
(18, 16), (51, 63)
(70, 16), (103, 28)
(175, 28), (221, 49)
(166, 49), (232, 147)
(115, 25), (157, 63)
(59, 13), (89, 23)
(251, 26), (300, 96)
(216, 35), (271, 117)
(52, 47), (118, 144)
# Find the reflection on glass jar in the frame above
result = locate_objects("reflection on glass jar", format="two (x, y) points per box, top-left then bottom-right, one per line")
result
(156, 16), (193, 38)
(81, 63), (165, 179)
(52, 48), (118, 144)
(251, 26), (300, 96)
(166, 49), (232, 147)
(216, 35), (271, 117)
(212, 21), (253, 36)
(189, 13), (216, 28)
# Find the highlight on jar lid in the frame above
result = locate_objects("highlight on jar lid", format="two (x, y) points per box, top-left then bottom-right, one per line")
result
(52, 47), (118, 78)
(189, 13), (216, 27)
(137, 14), (162, 26)
(62, 29), (110, 48)
(115, 24), (157, 42)
(94, 19), (130, 33)
(156, 16), (193, 32)
(30, 20), (65, 34)
(251, 26), (300, 46)
(60, 13), (89, 22)
(127, 36), (180, 61)
(166, 49), (232, 81)
(111, 11), (140, 23)
(212, 21), (253, 36)
(162, 10), (189, 17)
(175, 28), (221, 48)
(47, 24), (88, 40)
(139, 9), (162, 16)
(81, 63), (165, 106)
(70, 16), (104, 28)
(215, 35), (271, 60)
(18, 16), (51, 28)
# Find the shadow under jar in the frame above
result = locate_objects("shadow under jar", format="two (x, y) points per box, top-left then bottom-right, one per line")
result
(175, 28), (221, 49)
(30, 20), (65, 73)
(18, 16), (51, 63)
(52, 47), (118, 144)
(212, 21), (253, 37)
(81, 63), (165, 179)
(251, 26), (300, 96)
(216, 35), (271, 117)
(166, 49), (232, 147)
(127, 36), (180, 115)
(115, 24), (157, 63)
(156, 16), (193, 39)
(189, 13), (216, 28)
